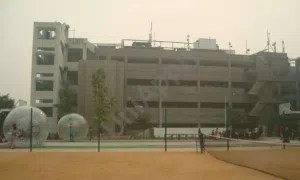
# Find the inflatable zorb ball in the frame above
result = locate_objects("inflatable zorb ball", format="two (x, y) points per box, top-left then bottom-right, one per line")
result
(3, 106), (49, 147)
(57, 113), (88, 141)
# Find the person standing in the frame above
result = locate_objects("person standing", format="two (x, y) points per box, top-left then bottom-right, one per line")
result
(280, 125), (284, 140)
(291, 129), (295, 140)
(215, 128), (219, 136)
(69, 124), (74, 142)
(89, 126), (93, 141)
(198, 128), (205, 153)
(32, 121), (41, 145)
(10, 123), (19, 149)
(282, 126), (290, 143)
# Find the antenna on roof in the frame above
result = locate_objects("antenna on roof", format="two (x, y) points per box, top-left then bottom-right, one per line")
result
(154, 32), (156, 47)
(246, 40), (250, 54)
(272, 42), (277, 53)
(282, 40), (285, 53)
(187, 34), (190, 50)
(229, 42), (233, 49)
(149, 22), (152, 46)
(264, 30), (274, 52)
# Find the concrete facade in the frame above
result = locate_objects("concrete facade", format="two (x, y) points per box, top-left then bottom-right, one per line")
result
(31, 22), (299, 133)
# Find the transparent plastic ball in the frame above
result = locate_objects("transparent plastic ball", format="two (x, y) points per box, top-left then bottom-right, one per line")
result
(57, 113), (88, 141)
(3, 106), (49, 147)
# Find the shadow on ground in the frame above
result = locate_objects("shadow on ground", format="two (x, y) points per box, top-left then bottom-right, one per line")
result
(209, 148), (300, 180)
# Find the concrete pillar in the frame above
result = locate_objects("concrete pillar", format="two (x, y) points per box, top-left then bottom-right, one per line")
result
(123, 56), (128, 130)
(82, 42), (87, 60)
(227, 54), (232, 108)
(197, 59), (201, 124)
(158, 57), (163, 127)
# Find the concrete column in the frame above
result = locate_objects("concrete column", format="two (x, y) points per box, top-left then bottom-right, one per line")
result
(158, 57), (163, 127)
(123, 56), (128, 131)
(197, 59), (201, 124)
(82, 42), (87, 60)
(123, 56), (128, 109)
(227, 54), (232, 108)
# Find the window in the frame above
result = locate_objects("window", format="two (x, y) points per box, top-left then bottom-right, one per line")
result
(111, 56), (124, 61)
(127, 79), (153, 86)
(38, 107), (53, 117)
(200, 81), (228, 88)
(128, 56), (159, 64)
(37, 47), (55, 51)
(61, 42), (65, 56)
(201, 102), (225, 108)
(68, 49), (83, 62)
(161, 80), (179, 86)
(98, 56), (106, 60)
(178, 80), (197, 87)
(67, 71), (78, 85)
(36, 73), (53, 78)
(199, 60), (227, 67)
(38, 29), (56, 39)
(232, 82), (251, 90)
(162, 102), (197, 108)
(162, 58), (181, 65)
(36, 99), (53, 103)
(161, 80), (196, 87)
(183, 59), (197, 65)
(126, 101), (158, 108)
(36, 80), (53, 91)
(37, 54), (54, 65)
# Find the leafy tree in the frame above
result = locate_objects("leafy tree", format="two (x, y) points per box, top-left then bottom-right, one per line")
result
(54, 66), (77, 119)
(132, 112), (152, 129)
(0, 94), (15, 109)
(91, 68), (116, 122)
(124, 111), (152, 130)
(123, 111), (152, 136)
(227, 108), (247, 126)
(54, 87), (77, 119)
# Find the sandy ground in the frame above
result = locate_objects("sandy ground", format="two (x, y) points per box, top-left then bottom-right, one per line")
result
(209, 149), (300, 180)
(0, 152), (280, 180)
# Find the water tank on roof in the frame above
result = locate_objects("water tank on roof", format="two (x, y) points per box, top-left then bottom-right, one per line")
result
(193, 38), (217, 50)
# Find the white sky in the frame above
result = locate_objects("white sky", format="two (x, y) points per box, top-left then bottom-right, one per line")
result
(0, 0), (300, 103)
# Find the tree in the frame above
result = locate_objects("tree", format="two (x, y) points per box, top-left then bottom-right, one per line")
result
(54, 66), (77, 119)
(124, 111), (152, 135)
(54, 87), (77, 119)
(91, 68), (116, 122)
(132, 112), (152, 129)
(0, 94), (15, 109)
(227, 108), (247, 126)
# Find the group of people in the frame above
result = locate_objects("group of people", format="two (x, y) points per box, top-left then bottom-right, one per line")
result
(47, 132), (59, 140)
(5, 122), (42, 149)
(242, 127), (263, 140)
(210, 126), (264, 140)
(211, 128), (226, 137)
(279, 125), (297, 142)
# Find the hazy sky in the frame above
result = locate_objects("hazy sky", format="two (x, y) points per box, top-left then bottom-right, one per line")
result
(0, 0), (300, 103)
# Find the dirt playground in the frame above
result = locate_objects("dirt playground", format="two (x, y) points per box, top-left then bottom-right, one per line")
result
(0, 152), (282, 180)
(210, 149), (300, 180)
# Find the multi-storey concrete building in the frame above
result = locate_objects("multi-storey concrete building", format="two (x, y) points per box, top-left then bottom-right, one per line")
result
(31, 22), (300, 134)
